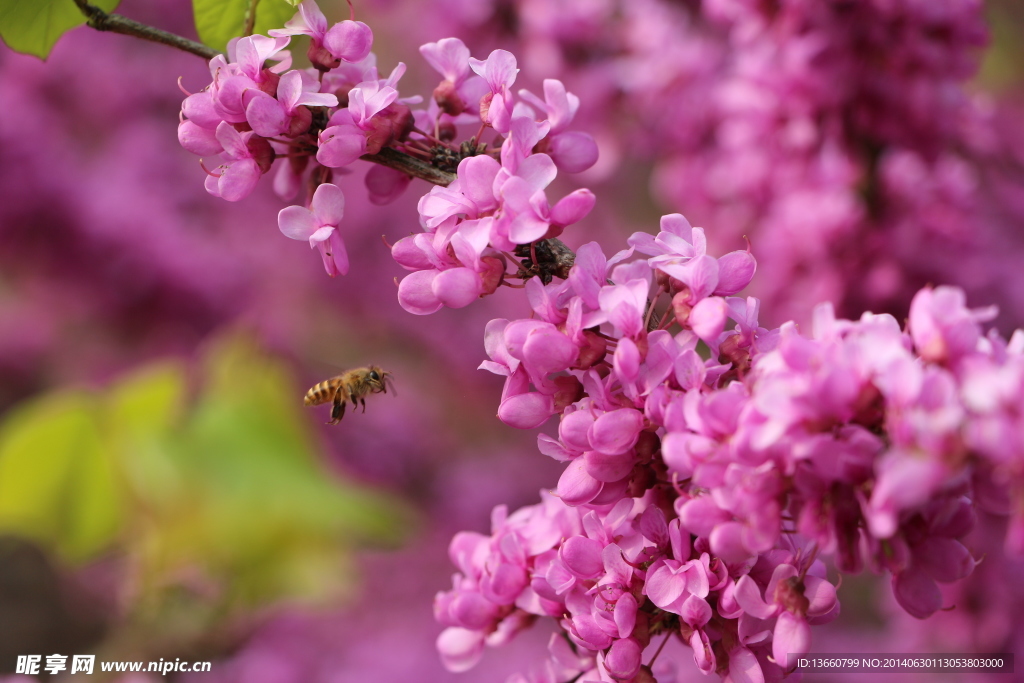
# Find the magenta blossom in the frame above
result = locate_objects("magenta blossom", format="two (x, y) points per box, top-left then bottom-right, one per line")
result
(203, 122), (273, 201)
(270, 0), (373, 71)
(277, 183), (349, 276)
(245, 69), (339, 137)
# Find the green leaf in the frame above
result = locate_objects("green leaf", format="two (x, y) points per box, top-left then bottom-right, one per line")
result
(124, 333), (410, 608)
(193, 0), (297, 53)
(0, 392), (122, 561)
(0, 331), (409, 619)
(105, 362), (188, 510)
(0, 0), (120, 59)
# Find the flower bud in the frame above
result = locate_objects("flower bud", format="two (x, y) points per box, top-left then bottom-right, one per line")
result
(434, 80), (467, 116)
(247, 136), (275, 174)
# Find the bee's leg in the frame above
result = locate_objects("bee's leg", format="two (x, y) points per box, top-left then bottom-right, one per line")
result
(329, 397), (345, 424)
(359, 398), (366, 413)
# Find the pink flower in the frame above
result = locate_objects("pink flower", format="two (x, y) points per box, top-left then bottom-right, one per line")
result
(316, 109), (368, 168)
(317, 65), (407, 168)
(245, 69), (338, 138)
(420, 37), (486, 116)
(908, 285), (997, 365)
(270, 0), (372, 71)
(519, 80), (598, 173)
(203, 122), (273, 201)
(277, 183), (348, 276)
(469, 49), (519, 133)
(734, 562), (837, 668)
(209, 36), (292, 124)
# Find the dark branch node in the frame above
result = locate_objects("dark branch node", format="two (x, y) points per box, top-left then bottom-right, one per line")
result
(514, 238), (576, 284)
(363, 147), (457, 187)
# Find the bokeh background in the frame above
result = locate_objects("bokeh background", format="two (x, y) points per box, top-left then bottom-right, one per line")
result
(0, 0), (1023, 681)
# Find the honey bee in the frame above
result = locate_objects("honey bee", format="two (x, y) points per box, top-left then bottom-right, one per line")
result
(304, 366), (395, 424)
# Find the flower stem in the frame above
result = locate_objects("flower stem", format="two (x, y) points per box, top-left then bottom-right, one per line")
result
(647, 631), (674, 667)
(243, 0), (262, 37)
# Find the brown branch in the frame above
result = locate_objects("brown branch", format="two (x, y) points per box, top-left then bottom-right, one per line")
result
(243, 0), (262, 37)
(362, 147), (457, 187)
(69, 1), (462, 192)
(71, 0), (577, 278)
(72, 0), (221, 60)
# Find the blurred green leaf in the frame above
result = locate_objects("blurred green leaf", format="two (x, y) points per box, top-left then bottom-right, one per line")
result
(106, 362), (188, 510)
(0, 392), (121, 561)
(0, 331), (409, 619)
(0, 0), (120, 58)
(193, 0), (297, 53)
(138, 333), (408, 607)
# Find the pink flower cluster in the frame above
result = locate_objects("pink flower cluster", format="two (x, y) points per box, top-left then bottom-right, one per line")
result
(390, 52), (597, 314)
(177, 0), (599, 284)
(417, 0), (1020, 327)
(436, 213), (1024, 680)
(164, 4), (1023, 680)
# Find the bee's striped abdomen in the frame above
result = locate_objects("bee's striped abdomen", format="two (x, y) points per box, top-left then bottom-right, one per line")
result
(304, 379), (340, 406)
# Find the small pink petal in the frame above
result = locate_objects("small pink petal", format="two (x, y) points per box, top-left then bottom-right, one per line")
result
(588, 408), (644, 455)
(469, 49), (518, 92)
(245, 91), (288, 137)
(309, 225), (335, 245)
(437, 627), (485, 673)
(680, 594), (713, 629)
(181, 91), (220, 128)
(560, 536), (604, 579)
(450, 593), (498, 630)
(689, 296), (729, 341)
(803, 575), (839, 617)
(674, 349), (706, 390)
(549, 131), (598, 173)
(218, 158), (261, 201)
(715, 250), (756, 295)
(645, 563), (686, 611)
(498, 392), (555, 429)
(733, 575), (777, 619)
(772, 612), (810, 669)
(317, 123), (367, 167)
(398, 270), (443, 315)
(724, 647), (764, 683)
(433, 267), (482, 308)
(892, 566), (942, 619)
(614, 594), (638, 638)
(324, 20), (373, 62)
(310, 182), (345, 224)
(583, 450), (635, 483)
(178, 120), (222, 156)
(391, 235), (433, 270)
(604, 638), (642, 680)
(916, 537), (975, 583)
(550, 188), (596, 226)
(318, 230), (348, 276)
(522, 327), (579, 375)
(557, 458), (602, 505)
